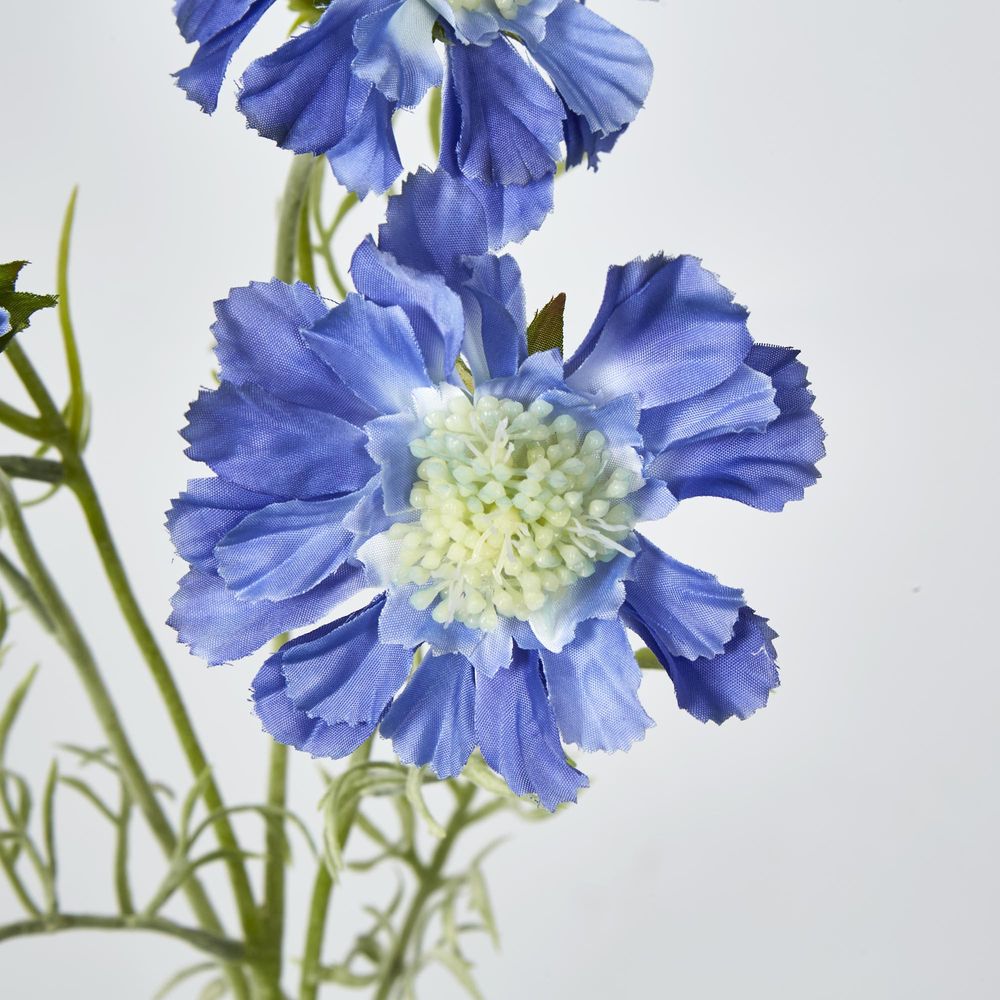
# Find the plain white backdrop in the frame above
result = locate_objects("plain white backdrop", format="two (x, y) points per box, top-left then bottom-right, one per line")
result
(1, 1), (998, 997)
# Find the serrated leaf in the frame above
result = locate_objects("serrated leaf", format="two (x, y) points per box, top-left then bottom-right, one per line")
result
(0, 261), (57, 350)
(526, 293), (566, 356)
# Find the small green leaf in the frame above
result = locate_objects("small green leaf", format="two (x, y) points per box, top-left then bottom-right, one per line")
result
(636, 647), (663, 671)
(406, 766), (445, 840)
(0, 261), (58, 351)
(153, 962), (218, 1000)
(526, 293), (566, 356)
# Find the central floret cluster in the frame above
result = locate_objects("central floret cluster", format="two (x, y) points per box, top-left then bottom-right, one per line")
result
(450, 0), (531, 16)
(387, 394), (638, 632)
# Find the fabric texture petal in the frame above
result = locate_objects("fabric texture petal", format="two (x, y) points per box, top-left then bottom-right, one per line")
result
(380, 651), (477, 778)
(475, 646), (589, 810)
(539, 618), (653, 752)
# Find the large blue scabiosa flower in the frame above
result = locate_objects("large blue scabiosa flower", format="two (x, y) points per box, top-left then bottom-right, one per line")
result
(168, 170), (824, 809)
(173, 0), (652, 217)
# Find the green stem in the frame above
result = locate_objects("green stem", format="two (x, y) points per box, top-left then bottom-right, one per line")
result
(276, 155), (317, 285)
(56, 187), (85, 443)
(0, 456), (64, 484)
(0, 913), (246, 962)
(372, 785), (476, 1000)
(0, 470), (250, 999)
(256, 743), (288, 997)
(298, 740), (373, 1000)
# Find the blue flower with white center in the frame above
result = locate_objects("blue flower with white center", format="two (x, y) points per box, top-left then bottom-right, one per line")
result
(168, 169), (824, 809)
(173, 0), (653, 219)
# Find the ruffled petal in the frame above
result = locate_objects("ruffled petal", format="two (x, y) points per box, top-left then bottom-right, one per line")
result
(279, 595), (411, 727)
(443, 36), (564, 186)
(351, 237), (465, 384)
(169, 563), (363, 665)
(174, 0), (264, 44)
(627, 606), (780, 724)
(352, 0), (442, 108)
(475, 646), (588, 810)
(182, 382), (376, 499)
(623, 536), (744, 662)
(459, 253), (527, 383)
(174, 0), (274, 113)
(563, 100), (626, 171)
(302, 293), (431, 415)
(639, 363), (779, 456)
(565, 255), (753, 409)
(539, 618), (653, 752)
(648, 345), (825, 512)
(237, 0), (374, 155)
(252, 642), (377, 758)
(458, 174), (554, 248)
(211, 279), (375, 425)
(167, 476), (278, 572)
(214, 491), (369, 602)
(380, 651), (477, 778)
(325, 76), (404, 198)
(523, 0), (652, 136)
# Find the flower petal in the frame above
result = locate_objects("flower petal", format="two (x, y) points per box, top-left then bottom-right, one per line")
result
(460, 253), (527, 383)
(252, 641), (377, 758)
(351, 236), (465, 384)
(214, 492), (368, 602)
(169, 563), (363, 665)
(167, 476), (278, 572)
(539, 618), (653, 753)
(352, 0), (442, 109)
(174, 0), (265, 44)
(380, 651), (477, 778)
(474, 646), (588, 811)
(563, 100), (626, 171)
(627, 606), (780, 724)
(211, 279), (375, 424)
(174, 0), (274, 112)
(565, 255), (753, 409)
(302, 293), (431, 415)
(443, 36), (564, 187)
(523, 0), (652, 136)
(648, 345), (825, 512)
(623, 536), (744, 662)
(182, 382), (376, 499)
(280, 595), (411, 727)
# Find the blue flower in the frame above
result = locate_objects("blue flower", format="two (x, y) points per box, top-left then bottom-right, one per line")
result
(173, 0), (653, 212)
(168, 169), (824, 809)
(0, 308), (10, 338)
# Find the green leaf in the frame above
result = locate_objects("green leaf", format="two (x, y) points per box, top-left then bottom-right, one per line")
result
(0, 261), (58, 351)
(428, 945), (484, 1000)
(0, 665), (39, 766)
(466, 866), (499, 949)
(58, 775), (117, 824)
(406, 766), (445, 840)
(526, 293), (566, 356)
(198, 978), (230, 1000)
(636, 647), (663, 671)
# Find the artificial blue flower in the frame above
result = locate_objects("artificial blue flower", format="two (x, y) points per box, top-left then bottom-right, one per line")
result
(0, 308), (10, 338)
(173, 0), (653, 213)
(168, 169), (824, 809)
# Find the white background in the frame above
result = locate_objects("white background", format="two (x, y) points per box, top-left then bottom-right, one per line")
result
(1, 1), (998, 997)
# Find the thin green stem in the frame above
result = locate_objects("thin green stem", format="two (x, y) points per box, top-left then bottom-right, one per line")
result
(372, 785), (476, 1000)
(56, 187), (85, 444)
(296, 186), (317, 289)
(256, 743), (289, 998)
(298, 740), (373, 1000)
(0, 399), (47, 440)
(0, 913), (246, 961)
(0, 469), (250, 999)
(308, 162), (357, 300)
(276, 155), (317, 285)
(0, 456), (64, 484)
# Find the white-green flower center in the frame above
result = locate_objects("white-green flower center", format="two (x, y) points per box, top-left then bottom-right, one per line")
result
(450, 0), (531, 18)
(387, 394), (638, 632)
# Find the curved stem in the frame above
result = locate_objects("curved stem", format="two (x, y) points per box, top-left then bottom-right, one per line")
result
(372, 785), (476, 1000)
(0, 913), (246, 962)
(56, 187), (85, 443)
(275, 155), (317, 285)
(298, 740), (373, 1000)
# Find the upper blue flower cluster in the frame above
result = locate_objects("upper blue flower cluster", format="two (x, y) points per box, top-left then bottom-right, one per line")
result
(168, 168), (824, 809)
(173, 0), (653, 213)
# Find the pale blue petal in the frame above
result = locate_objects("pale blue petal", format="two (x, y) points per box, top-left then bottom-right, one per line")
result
(475, 646), (588, 811)
(565, 255), (753, 409)
(623, 536), (744, 662)
(182, 382), (376, 499)
(380, 651), (476, 778)
(281, 595), (411, 726)
(352, 0), (442, 108)
(540, 618), (653, 752)
(459, 253), (527, 383)
(169, 563), (363, 664)
(302, 293), (431, 414)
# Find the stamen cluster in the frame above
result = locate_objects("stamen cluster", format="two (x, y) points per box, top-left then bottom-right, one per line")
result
(450, 0), (532, 18)
(387, 394), (637, 631)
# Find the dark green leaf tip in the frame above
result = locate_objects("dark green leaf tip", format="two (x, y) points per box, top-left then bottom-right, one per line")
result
(526, 293), (566, 357)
